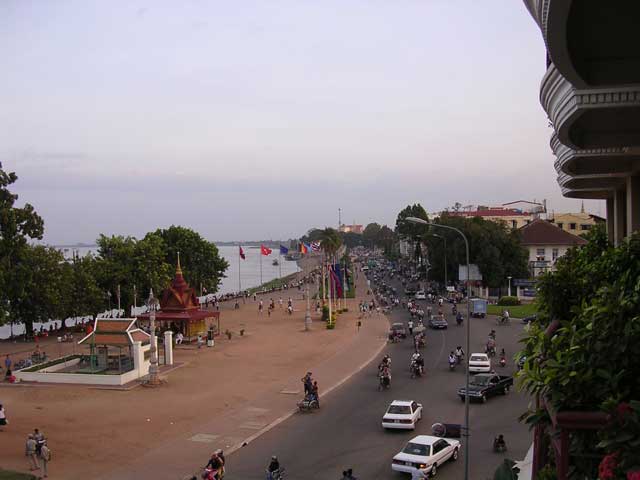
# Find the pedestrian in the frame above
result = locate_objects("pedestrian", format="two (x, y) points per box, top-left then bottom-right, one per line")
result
(279, 298), (283, 308)
(34, 428), (45, 454)
(26, 434), (39, 471)
(258, 301), (263, 316)
(40, 440), (51, 478)
(0, 404), (7, 431)
(408, 319), (414, 336)
(4, 354), (11, 373)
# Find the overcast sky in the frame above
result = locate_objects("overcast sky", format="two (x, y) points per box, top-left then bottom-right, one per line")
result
(0, 1), (604, 244)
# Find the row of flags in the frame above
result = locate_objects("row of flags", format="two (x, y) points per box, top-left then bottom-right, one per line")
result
(238, 242), (321, 259)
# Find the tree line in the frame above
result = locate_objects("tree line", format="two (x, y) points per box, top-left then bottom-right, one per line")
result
(0, 163), (229, 337)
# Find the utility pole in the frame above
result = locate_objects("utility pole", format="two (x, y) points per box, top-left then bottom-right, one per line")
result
(338, 208), (342, 229)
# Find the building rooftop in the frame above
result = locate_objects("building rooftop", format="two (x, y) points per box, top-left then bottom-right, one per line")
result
(519, 219), (588, 246)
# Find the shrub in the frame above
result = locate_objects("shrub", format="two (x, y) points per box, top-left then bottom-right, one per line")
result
(321, 305), (329, 321)
(497, 296), (520, 306)
(326, 323), (335, 330)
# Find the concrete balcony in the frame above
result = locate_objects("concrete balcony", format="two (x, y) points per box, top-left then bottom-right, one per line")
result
(541, 64), (640, 150)
(550, 132), (636, 176)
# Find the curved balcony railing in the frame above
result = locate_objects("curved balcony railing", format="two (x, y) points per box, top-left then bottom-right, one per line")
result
(541, 64), (640, 149)
(551, 132), (630, 175)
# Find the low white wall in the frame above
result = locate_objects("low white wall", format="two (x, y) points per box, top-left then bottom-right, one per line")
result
(41, 357), (81, 373)
(16, 370), (132, 385)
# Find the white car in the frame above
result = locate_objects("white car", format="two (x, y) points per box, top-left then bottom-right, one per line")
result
(414, 291), (426, 300)
(391, 434), (461, 477)
(469, 353), (491, 373)
(382, 400), (423, 430)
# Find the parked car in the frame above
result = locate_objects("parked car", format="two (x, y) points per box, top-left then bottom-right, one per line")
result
(405, 284), (419, 296)
(468, 353), (491, 373)
(470, 298), (488, 318)
(390, 323), (407, 339)
(391, 435), (460, 477)
(381, 400), (423, 430)
(415, 291), (426, 300)
(457, 373), (514, 403)
(428, 316), (448, 329)
(522, 314), (537, 324)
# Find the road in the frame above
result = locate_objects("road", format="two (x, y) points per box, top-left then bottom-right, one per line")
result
(225, 286), (532, 480)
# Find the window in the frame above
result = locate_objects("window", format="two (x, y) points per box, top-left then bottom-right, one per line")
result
(557, 222), (563, 229)
(403, 442), (430, 456)
(512, 220), (517, 229)
(581, 224), (591, 231)
(387, 405), (411, 414)
(552, 248), (559, 261)
(536, 248), (545, 260)
(526, 220), (531, 224)
(570, 223), (577, 230)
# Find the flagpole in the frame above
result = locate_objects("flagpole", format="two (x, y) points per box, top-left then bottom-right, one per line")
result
(260, 249), (263, 285)
(279, 250), (282, 279)
(238, 246), (242, 294)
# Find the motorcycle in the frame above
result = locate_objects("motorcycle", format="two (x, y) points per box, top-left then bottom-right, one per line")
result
(266, 468), (286, 480)
(297, 394), (320, 412)
(448, 358), (456, 371)
(378, 374), (391, 390)
(410, 360), (423, 378)
(456, 313), (463, 326)
(486, 343), (497, 357)
(499, 356), (507, 368)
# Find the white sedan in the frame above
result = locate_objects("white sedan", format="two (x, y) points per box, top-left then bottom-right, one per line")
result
(414, 291), (427, 300)
(391, 434), (461, 477)
(469, 353), (491, 373)
(382, 400), (423, 430)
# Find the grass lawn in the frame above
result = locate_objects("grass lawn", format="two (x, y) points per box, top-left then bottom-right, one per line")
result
(0, 470), (38, 480)
(487, 303), (538, 318)
(247, 272), (298, 294)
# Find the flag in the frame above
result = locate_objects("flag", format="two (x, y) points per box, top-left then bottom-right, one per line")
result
(311, 241), (321, 252)
(299, 243), (308, 254)
(261, 245), (272, 256)
(304, 242), (312, 252)
(329, 265), (344, 298)
(239, 246), (246, 260)
(279, 245), (289, 255)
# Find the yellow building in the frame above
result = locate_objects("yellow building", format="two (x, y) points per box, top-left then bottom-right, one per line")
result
(547, 211), (605, 235)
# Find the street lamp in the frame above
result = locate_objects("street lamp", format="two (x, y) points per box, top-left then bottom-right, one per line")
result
(507, 276), (512, 297)
(146, 289), (161, 386)
(304, 277), (312, 331)
(405, 216), (471, 480)
(429, 233), (447, 291)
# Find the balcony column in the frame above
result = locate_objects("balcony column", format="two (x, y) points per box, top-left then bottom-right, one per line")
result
(614, 188), (627, 245)
(606, 196), (615, 243)
(626, 175), (640, 237)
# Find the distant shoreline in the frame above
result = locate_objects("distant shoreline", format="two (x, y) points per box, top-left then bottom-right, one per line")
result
(51, 241), (293, 249)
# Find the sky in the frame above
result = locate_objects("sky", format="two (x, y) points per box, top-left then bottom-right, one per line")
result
(0, 0), (605, 244)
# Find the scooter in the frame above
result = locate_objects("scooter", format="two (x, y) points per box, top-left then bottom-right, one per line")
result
(449, 358), (456, 371)
(499, 356), (507, 368)
(456, 313), (463, 326)
(378, 374), (391, 390)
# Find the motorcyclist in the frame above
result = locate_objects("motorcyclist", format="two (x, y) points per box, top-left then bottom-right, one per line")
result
(204, 452), (224, 479)
(411, 352), (424, 375)
(456, 312), (463, 325)
(486, 338), (496, 356)
(448, 351), (456, 367)
(455, 346), (465, 364)
(493, 434), (507, 452)
(489, 329), (496, 340)
(267, 456), (281, 479)
(381, 354), (391, 368)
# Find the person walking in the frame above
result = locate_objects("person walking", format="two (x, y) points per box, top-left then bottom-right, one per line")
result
(0, 404), (7, 431)
(4, 354), (11, 374)
(25, 434), (40, 471)
(40, 440), (51, 478)
(258, 300), (264, 316)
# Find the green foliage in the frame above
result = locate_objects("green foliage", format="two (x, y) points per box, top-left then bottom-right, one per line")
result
(395, 203), (429, 238)
(321, 305), (329, 321)
(423, 214), (529, 288)
(596, 400), (640, 478)
(487, 303), (537, 318)
(150, 225), (229, 294)
(326, 322), (335, 330)
(518, 228), (640, 479)
(498, 296), (520, 306)
(0, 469), (39, 480)
(318, 227), (342, 258)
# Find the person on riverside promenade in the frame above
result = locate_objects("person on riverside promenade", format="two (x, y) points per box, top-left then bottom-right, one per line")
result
(302, 372), (313, 396)
(258, 300), (264, 316)
(39, 440), (51, 478)
(4, 354), (11, 373)
(279, 298), (283, 308)
(0, 404), (7, 431)
(26, 434), (39, 471)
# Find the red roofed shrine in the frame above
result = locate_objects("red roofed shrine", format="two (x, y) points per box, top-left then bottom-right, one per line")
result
(136, 258), (218, 342)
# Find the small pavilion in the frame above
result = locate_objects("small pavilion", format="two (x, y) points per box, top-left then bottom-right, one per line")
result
(136, 258), (218, 342)
(77, 318), (150, 374)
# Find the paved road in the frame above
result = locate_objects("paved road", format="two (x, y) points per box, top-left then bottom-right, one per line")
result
(225, 287), (532, 480)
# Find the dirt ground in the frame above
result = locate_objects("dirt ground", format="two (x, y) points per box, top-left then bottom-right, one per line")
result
(0, 259), (372, 479)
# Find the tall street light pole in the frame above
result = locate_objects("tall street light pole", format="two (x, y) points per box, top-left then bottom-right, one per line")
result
(406, 217), (471, 480)
(507, 276), (512, 297)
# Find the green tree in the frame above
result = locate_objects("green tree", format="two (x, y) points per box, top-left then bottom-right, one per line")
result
(362, 223), (382, 247)
(10, 245), (66, 336)
(395, 204), (429, 238)
(318, 227), (342, 259)
(151, 225), (228, 295)
(59, 254), (107, 326)
(0, 163), (45, 331)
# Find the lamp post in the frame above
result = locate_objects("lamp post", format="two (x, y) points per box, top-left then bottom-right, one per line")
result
(507, 276), (512, 297)
(304, 278), (312, 331)
(430, 233), (447, 291)
(146, 289), (161, 385)
(406, 216), (471, 480)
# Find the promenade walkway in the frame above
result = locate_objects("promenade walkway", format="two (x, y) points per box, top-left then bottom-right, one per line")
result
(1, 263), (389, 480)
